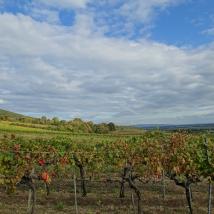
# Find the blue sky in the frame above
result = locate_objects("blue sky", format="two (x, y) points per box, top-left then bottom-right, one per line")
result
(0, 0), (214, 124)
(151, 0), (214, 46)
(1, 0), (213, 45)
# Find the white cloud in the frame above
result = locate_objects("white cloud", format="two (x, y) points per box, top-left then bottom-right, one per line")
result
(0, 99), (6, 104)
(30, 7), (60, 24)
(89, 0), (186, 38)
(119, 0), (184, 23)
(36, 0), (89, 9)
(0, 13), (214, 124)
(202, 27), (214, 36)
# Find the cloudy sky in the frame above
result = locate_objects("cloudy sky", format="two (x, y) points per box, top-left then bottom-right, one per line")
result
(0, 0), (214, 125)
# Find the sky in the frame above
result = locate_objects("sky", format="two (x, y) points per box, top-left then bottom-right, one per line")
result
(0, 0), (214, 125)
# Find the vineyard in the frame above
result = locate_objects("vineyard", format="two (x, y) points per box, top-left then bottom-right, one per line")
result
(0, 130), (214, 214)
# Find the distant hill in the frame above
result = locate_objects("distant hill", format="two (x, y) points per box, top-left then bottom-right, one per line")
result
(0, 109), (29, 119)
(134, 123), (214, 131)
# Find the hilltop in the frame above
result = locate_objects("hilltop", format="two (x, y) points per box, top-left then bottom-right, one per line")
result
(0, 109), (29, 119)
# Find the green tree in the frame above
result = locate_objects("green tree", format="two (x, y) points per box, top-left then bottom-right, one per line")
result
(108, 122), (116, 131)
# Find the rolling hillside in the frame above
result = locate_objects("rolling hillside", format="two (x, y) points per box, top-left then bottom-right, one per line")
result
(0, 109), (29, 119)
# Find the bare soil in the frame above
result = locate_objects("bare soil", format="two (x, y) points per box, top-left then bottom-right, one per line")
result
(0, 179), (213, 213)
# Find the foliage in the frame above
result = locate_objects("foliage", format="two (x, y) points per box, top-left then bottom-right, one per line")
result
(0, 115), (214, 213)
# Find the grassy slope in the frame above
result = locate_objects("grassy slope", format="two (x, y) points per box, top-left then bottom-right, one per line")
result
(0, 108), (144, 137)
(0, 109), (29, 119)
(0, 121), (63, 134)
(0, 121), (74, 136)
(0, 109), (64, 135)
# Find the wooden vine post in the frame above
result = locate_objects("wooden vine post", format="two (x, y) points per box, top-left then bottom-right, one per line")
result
(131, 192), (136, 214)
(208, 179), (212, 214)
(162, 170), (166, 200)
(27, 168), (36, 214)
(73, 168), (79, 214)
(204, 138), (212, 214)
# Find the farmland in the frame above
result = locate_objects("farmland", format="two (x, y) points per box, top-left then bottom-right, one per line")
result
(0, 111), (214, 214)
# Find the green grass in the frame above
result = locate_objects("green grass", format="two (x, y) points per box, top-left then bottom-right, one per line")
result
(0, 109), (28, 119)
(0, 120), (139, 139)
(0, 121), (67, 134)
(0, 121), (125, 143)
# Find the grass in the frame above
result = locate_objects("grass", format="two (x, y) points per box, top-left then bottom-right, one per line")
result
(0, 179), (212, 213)
(55, 201), (64, 210)
(0, 109), (28, 119)
(0, 121), (70, 135)
(0, 120), (134, 143)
